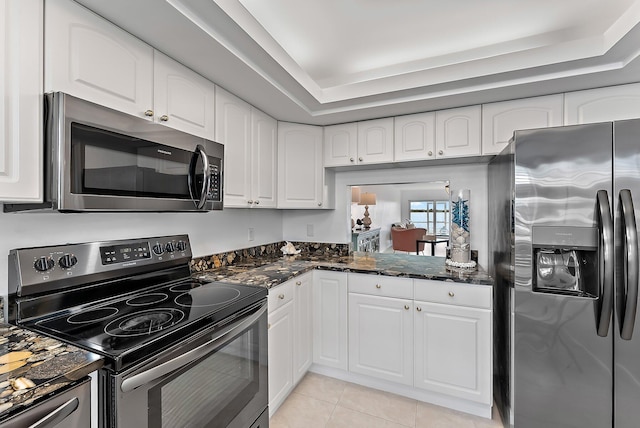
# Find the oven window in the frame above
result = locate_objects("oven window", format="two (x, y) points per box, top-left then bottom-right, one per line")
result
(148, 326), (263, 428)
(70, 122), (198, 199)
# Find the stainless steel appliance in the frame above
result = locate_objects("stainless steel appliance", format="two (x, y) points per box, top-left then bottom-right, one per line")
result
(4, 92), (223, 212)
(7, 235), (268, 428)
(489, 119), (640, 427)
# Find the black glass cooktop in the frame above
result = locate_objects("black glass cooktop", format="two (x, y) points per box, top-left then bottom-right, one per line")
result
(26, 278), (266, 372)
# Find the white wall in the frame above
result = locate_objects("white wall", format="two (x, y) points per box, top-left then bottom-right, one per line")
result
(0, 207), (283, 296)
(283, 163), (490, 268)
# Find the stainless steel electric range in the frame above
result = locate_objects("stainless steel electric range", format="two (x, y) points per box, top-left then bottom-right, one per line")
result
(7, 235), (268, 428)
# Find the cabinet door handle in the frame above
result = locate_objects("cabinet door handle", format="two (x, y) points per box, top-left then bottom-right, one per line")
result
(358, 157), (363, 162)
(448, 291), (455, 297)
(296, 281), (302, 286)
(255, 200), (260, 205)
(144, 109), (154, 117)
(318, 202), (323, 207)
(350, 157), (355, 162)
(160, 114), (169, 122)
(404, 305), (410, 310)
(428, 151), (433, 156)
(248, 200), (254, 205)
(438, 150), (444, 155)
(376, 284), (381, 289)
(278, 294), (285, 299)
(416, 307), (422, 312)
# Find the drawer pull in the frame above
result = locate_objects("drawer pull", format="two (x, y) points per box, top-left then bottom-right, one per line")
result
(448, 291), (455, 297)
(404, 305), (410, 310)
(296, 281), (302, 286)
(278, 294), (285, 299)
(376, 284), (381, 289)
(416, 307), (422, 312)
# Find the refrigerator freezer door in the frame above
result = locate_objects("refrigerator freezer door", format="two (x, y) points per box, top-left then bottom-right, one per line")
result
(513, 123), (613, 428)
(614, 119), (640, 428)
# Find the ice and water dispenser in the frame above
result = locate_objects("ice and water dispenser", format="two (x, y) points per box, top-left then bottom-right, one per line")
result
(532, 226), (599, 298)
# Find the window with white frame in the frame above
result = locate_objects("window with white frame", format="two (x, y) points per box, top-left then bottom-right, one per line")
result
(409, 200), (450, 234)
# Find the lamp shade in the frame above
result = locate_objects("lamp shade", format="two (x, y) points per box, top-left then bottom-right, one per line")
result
(358, 192), (377, 206)
(351, 186), (361, 203)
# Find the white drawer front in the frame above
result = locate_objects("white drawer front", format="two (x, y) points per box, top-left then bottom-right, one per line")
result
(268, 281), (294, 312)
(348, 273), (413, 299)
(413, 279), (491, 309)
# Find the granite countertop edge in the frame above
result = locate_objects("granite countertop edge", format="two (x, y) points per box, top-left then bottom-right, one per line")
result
(195, 252), (494, 289)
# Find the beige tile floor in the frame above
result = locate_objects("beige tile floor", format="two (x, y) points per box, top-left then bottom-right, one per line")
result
(270, 372), (504, 428)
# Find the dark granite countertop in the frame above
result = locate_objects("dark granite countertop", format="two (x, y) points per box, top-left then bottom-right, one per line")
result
(0, 324), (103, 422)
(195, 252), (493, 288)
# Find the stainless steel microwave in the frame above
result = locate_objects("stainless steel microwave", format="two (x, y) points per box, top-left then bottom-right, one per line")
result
(4, 92), (223, 212)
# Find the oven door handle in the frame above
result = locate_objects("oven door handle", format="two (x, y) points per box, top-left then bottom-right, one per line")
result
(120, 302), (266, 393)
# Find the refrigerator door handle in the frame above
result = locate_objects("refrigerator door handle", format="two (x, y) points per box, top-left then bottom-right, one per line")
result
(597, 189), (614, 337)
(619, 189), (638, 340)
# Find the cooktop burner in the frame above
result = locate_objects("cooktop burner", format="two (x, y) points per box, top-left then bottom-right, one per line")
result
(105, 308), (185, 337)
(28, 278), (266, 371)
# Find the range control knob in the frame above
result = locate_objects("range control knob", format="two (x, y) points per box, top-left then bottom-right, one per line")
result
(165, 242), (176, 253)
(152, 244), (164, 255)
(58, 254), (78, 269)
(176, 241), (187, 252)
(34, 256), (55, 272)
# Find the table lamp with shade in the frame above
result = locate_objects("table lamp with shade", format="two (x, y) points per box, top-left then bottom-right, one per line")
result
(358, 192), (377, 229)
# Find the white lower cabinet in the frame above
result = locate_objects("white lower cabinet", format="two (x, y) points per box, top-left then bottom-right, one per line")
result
(267, 272), (313, 415)
(348, 293), (414, 385)
(414, 301), (491, 404)
(312, 270), (348, 370)
(293, 273), (313, 384)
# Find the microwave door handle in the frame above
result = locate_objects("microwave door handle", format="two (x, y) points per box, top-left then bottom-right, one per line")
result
(120, 302), (267, 393)
(620, 189), (639, 340)
(188, 144), (211, 210)
(27, 398), (79, 428)
(597, 189), (614, 337)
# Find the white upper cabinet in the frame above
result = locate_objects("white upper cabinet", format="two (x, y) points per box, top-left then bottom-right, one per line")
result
(394, 112), (436, 162)
(216, 88), (252, 207)
(324, 123), (358, 167)
(0, 0), (43, 202)
(277, 122), (324, 209)
(216, 88), (277, 208)
(357, 118), (394, 164)
(45, 0), (215, 139)
(435, 106), (481, 159)
(482, 95), (563, 155)
(564, 83), (640, 125)
(251, 107), (278, 208)
(45, 0), (153, 119)
(153, 51), (215, 139)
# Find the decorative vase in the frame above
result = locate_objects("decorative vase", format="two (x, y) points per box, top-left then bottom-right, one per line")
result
(450, 189), (471, 263)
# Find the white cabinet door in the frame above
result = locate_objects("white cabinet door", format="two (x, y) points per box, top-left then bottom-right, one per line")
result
(357, 118), (394, 164)
(45, 0), (153, 119)
(216, 87), (252, 208)
(277, 122), (324, 209)
(394, 112), (436, 162)
(313, 270), (348, 370)
(482, 95), (563, 155)
(268, 300), (294, 415)
(0, 0), (43, 202)
(324, 123), (358, 167)
(435, 106), (481, 158)
(293, 273), (313, 384)
(153, 51), (214, 139)
(348, 293), (413, 385)
(564, 83), (640, 125)
(414, 301), (491, 405)
(251, 108), (277, 208)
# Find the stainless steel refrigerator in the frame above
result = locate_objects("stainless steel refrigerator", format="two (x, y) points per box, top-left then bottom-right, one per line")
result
(489, 119), (640, 428)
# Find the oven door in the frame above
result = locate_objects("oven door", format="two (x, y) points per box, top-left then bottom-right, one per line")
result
(109, 301), (268, 428)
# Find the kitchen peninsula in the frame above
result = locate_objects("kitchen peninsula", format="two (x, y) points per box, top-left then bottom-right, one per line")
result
(191, 242), (493, 419)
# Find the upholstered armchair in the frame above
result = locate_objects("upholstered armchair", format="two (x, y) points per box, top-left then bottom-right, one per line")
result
(391, 227), (427, 254)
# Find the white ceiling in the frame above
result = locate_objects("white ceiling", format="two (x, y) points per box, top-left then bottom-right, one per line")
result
(74, 0), (640, 125)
